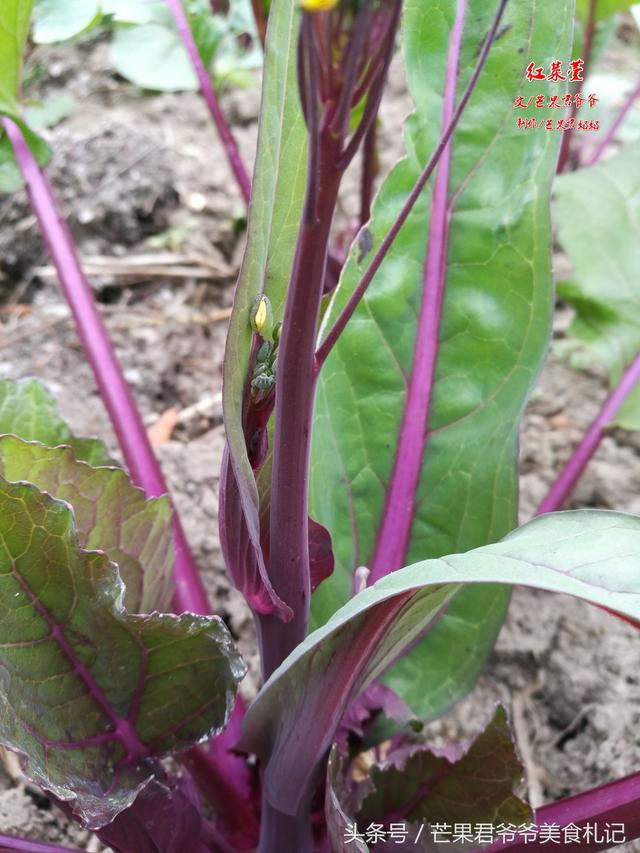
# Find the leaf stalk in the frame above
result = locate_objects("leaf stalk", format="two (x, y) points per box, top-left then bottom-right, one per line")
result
(536, 352), (640, 515)
(165, 0), (252, 204)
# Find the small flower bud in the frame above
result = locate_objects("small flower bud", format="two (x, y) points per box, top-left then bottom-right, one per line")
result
(252, 373), (276, 392)
(250, 295), (274, 339)
(256, 340), (274, 363)
(300, 0), (338, 10)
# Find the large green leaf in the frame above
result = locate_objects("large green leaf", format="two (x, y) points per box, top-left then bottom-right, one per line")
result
(0, 436), (173, 612)
(309, 0), (573, 720)
(0, 378), (114, 466)
(221, 0), (306, 577)
(554, 144), (640, 428)
(0, 477), (245, 829)
(241, 510), (640, 816)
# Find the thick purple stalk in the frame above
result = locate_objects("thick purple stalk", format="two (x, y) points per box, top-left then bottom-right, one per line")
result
(0, 837), (82, 853)
(585, 77), (640, 167)
(165, 0), (252, 204)
(259, 150), (343, 679)
(315, 0), (510, 368)
(536, 352), (640, 515)
(3, 117), (210, 617)
(477, 771), (640, 851)
(368, 0), (467, 583)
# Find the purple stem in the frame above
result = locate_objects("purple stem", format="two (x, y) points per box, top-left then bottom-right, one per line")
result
(0, 838), (82, 853)
(584, 77), (640, 167)
(368, 0), (467, 583)
(536, 352), (640, 515)
(3, 117), (210, 617)
(557, 0), (598, 174)
(165, 0), (252, 205)
(315, 0), (510, 368)
(477, 771), (640, 851)
(259, 146), (343, 679)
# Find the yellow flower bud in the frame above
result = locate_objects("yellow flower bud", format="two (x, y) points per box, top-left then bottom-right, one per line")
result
(255, 299), (268, 330)
(300, 0), (338, 11)
(250, 295), (274, 339)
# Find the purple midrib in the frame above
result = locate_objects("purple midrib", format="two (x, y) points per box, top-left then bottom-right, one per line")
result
(369, 0), (468, 583)
(10, 566), (150, 761)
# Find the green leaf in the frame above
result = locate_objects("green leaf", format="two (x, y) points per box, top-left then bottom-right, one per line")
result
(32, 0), (102, 44)
(576, 0), (637, 21)
(0, 477), (245, 829)
(0, 132), (22, 192)
(0, 436), (173, 612)
(309, 0), (573, 721)
(0, 378), (114, 466)
(0, 0), (34, 118)
(186, 0), (225, 69)
(25, 94), (75, 130)
(554, 144), (640, 427)
(110, 23), (198, 92)
(242, 510), (640, 816)
(357, 707), (531, 829)
(0, 0), (52, 178)
(221, 0), (306, 577)
(101, 0), (168, 25)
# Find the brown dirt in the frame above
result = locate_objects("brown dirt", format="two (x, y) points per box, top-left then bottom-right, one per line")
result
(1, 29), (639, 853)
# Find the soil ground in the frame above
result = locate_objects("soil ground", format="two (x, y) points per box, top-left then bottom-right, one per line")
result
(1, 27), (639, 853)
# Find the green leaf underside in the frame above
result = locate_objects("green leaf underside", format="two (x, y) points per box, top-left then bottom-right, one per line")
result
(0, 379), (114, 467)
(0, 478), (245, 829)
(242, 510), (640, 815)
(0, 436), (173, 613)
(360, 707), (531, 827)
(309, 0), (573, 720)
(222, 0), (307, 527)
(554, 144), (640, 429)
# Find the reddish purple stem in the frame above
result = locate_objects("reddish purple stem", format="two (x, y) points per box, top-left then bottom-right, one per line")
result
(478, 771), (640, 851)
(536, 352), (640, 515)
(165, 0), (252, 205)
(2, 117), (210, 617)
(585, 77), (640, 167)
(368, 0), (467, 582)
